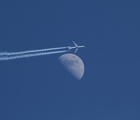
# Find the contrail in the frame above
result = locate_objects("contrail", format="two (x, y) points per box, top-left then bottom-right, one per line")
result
(0, 46), (68, 56)
(0, 50), (68, 61)
(0, 41), (85, 61)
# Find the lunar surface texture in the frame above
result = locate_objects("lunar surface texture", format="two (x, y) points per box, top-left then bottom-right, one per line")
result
(59, 53), (85, 80)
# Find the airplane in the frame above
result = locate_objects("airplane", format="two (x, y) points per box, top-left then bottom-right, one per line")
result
(68, 41), (85, 53)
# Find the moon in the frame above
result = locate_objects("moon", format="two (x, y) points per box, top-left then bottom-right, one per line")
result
(59, 53), (85, 80)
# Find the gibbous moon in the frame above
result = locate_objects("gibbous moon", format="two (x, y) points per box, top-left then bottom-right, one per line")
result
(59, 53), (85, 80)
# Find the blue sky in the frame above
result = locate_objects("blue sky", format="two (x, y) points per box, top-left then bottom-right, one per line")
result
(0, 0), (140, 120)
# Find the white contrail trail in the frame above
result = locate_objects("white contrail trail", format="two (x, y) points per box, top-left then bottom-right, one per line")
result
(0, 50), (68, 61)
(0, 46), (68, 56)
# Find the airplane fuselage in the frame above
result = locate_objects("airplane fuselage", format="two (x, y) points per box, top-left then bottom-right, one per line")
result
(68, 46), (85, 50)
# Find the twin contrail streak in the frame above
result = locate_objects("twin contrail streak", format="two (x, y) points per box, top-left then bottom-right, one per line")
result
(0, 41), (85, 61)
(0, 47), (68, 56)
(0, 50), (68, 61)
(0, 46), (69, 61)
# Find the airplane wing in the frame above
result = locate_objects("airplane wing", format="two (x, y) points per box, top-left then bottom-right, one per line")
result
(73, 41), (78, 47)
(74, 48), (78, 53)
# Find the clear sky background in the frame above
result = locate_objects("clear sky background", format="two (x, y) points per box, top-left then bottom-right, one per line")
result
(0, 0), (140, 120)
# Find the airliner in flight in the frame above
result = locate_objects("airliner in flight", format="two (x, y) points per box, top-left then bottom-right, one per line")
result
(68, 41), (85, 53)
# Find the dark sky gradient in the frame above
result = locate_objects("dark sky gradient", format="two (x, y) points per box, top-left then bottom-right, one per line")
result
(0, 0), (140, 120)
